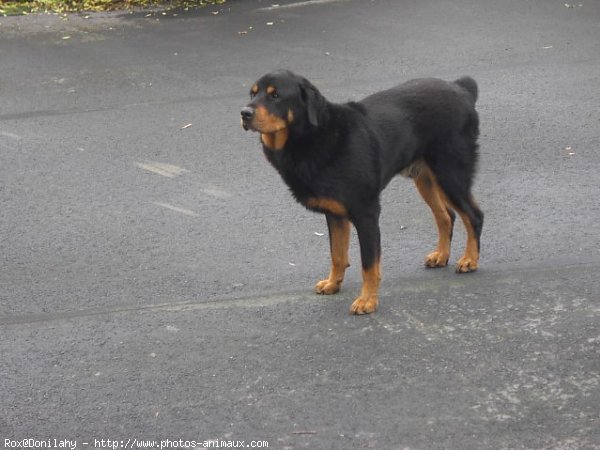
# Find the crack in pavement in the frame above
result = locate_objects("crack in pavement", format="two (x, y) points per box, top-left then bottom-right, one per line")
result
(1, 261), (597, 327)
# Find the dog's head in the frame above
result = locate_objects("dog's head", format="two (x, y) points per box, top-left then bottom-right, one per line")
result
(241, 70), (325, 149)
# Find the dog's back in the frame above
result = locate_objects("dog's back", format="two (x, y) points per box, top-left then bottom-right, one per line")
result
(359, 77), (480, 185)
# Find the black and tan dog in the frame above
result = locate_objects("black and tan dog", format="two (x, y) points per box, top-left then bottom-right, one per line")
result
(241, 70), (483, 315)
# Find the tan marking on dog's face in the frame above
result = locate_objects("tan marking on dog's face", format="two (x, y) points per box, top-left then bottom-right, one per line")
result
(287, 109), (294, 124)
(266, 86), (276, 95)
(251, 84), (259, 95)
(245, 101), (289, 150)
(253, 106), (287, 133)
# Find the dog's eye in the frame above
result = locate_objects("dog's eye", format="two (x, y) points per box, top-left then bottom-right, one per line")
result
(270, 92), (279, 99)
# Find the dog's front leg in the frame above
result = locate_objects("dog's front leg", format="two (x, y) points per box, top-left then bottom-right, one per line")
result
(350, 210), (381, 315)
(315, 214), (350, 295)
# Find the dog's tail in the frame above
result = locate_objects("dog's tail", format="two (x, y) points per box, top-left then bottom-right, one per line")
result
(455, 76), (478, 105)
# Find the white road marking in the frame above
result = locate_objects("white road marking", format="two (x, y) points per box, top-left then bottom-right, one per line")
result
(0, 131), (22, 150)
(152, 202), (199, 217)
(258, 0), (352, 11)
(135, 161), (188, 178)
(0, 131), (22, 140)
(200, 186), (232, 199)
(135, 161), (232, 199)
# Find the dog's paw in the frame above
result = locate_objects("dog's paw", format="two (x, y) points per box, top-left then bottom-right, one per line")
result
(349, 294), (378, 315)
(425, 250), (450, 268)
(315, 279), (341, 295)
(456, 256), (478, 273)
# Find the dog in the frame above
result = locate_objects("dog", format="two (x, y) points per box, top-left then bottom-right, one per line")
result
(241, 70), (483, 314)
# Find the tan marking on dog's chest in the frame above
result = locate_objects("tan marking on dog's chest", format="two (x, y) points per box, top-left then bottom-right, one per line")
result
(305, 197), (348, 216)
(261, 129), (288, 150)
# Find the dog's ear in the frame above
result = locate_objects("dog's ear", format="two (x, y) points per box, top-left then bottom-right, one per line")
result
(299, 79), (323, 127)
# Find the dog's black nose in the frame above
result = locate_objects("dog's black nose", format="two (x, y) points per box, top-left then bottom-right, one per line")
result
(241, 107), (254, 120)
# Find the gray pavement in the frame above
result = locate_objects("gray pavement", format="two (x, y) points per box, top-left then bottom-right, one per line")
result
(1, 0), (599, 449)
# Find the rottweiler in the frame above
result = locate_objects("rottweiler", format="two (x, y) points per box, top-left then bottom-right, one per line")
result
(241, 70), (483, 315)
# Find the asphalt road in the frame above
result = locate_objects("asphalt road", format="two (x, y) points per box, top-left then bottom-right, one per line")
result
(1, 0), (599, 448)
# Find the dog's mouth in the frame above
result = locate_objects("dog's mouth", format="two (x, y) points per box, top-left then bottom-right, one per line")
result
(241, 106), (293, 150)
(241, 106), (287, 134)
(241, 119), (282, 134)
(241, 118), (251, 131)
(240, 106), (254, 131)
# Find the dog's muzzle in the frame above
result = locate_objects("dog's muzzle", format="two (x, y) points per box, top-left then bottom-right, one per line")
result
(240, 107), (254, 131)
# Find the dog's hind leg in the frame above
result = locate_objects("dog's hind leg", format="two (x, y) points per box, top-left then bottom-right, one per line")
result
(452, 195), (483, 273)
(431, 159), (483, 273)
(413, 163), (455, 268)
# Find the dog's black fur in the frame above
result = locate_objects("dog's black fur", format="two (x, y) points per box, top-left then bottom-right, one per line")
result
(241, 70), (483, 314)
